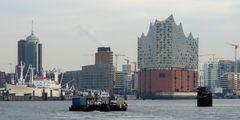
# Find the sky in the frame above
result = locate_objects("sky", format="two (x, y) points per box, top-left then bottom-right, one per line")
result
(0, 0), (240, 72)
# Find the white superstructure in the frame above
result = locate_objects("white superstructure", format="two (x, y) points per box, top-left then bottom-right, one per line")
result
(138, 15), (198, 70)
(32, 77), (61, 89)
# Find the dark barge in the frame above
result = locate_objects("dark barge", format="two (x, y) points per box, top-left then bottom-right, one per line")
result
(69, 96), (127, 112)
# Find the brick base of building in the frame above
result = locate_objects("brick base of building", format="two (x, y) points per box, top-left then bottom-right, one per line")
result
(138, 69), (198, 99)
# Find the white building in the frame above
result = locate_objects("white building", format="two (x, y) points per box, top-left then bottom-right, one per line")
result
(122, 64), (133, 93)
(204, 63), (219, 93)
(138, 15), (198, 70)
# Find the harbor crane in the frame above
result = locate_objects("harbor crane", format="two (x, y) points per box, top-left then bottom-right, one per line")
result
(226, 43), (239, 73)
(115, 54), (125, 71)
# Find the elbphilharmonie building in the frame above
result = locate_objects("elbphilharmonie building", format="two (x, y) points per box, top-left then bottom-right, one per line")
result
(138, 15), (199, 99)
(138, 15), (198, 70)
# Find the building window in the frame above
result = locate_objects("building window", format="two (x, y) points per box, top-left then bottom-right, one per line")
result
(159, 73), (166, 78)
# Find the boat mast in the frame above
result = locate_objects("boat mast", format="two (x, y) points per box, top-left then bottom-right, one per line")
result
(24, 64), (31, 84)
(18, 61), (25, 85)
(54, 72), (58, 83)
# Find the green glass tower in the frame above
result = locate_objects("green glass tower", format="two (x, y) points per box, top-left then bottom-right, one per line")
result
(18, 22), (42, 75)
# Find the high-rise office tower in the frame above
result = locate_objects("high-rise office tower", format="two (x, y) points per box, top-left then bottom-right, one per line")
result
(95, 47), (113, 65)
(17, 40), (26, 65)
(204, 63), (219, 92)
(17, 23), (42, 74)
(63, 47), (114, 91)
(218, 60), (234, 90)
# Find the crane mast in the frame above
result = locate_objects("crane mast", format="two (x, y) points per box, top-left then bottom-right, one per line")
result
(115, 54), (125, 71)
(226, 43), (239, 73)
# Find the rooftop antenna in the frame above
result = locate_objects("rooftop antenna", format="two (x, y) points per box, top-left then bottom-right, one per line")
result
(31, 20), (34, 35)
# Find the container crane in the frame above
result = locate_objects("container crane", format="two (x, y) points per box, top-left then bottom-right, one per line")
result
(226, 43), (239, 73)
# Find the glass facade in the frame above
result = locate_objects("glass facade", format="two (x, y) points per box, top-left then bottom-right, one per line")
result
(18, 33), (42, 75)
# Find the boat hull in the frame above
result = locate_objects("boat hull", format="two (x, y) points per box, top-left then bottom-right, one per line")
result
(5, 84), (61, 97)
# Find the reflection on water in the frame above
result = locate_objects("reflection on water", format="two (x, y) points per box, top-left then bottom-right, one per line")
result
(0, 99), (240, 120)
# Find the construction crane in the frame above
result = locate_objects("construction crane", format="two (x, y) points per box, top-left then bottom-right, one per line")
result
(124, 58), (130, 64)
(226, 43), (239, 73)
(83, 54), (95, 56)
(209, 57), (224, 63)
(115, 54), (125, 71)
(124, 58), (138, 73)
(199, 54), (216, 59)
(131, 62), (137, 73)
(199, 54), (217, 63)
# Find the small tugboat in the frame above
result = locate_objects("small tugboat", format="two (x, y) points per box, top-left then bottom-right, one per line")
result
(197, 87), (213, 107)
(69, 91), (127, 112)
(109, 97), (127, 111)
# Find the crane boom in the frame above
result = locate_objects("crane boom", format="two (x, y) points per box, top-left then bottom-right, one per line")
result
(124, 58), (130, 64)
(115, 54), (125, 71)
(199, 54), (216, 63)
(131, 62), (137, 73)
(226, 42), (239, 73)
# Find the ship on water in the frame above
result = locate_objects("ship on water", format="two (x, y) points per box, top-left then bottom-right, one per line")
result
(4, 62), (62, 99)
(69, 89), (128, 112)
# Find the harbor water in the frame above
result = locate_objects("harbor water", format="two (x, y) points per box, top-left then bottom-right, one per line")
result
(0, 99), (240, 120)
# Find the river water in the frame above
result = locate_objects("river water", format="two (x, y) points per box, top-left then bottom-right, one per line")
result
(0, 99), (240, 120)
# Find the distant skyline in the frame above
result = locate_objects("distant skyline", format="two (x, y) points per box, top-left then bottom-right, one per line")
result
(0, 0), (240, 72)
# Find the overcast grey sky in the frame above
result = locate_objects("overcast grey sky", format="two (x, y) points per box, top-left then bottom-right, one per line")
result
(0, 0), (240, 72)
